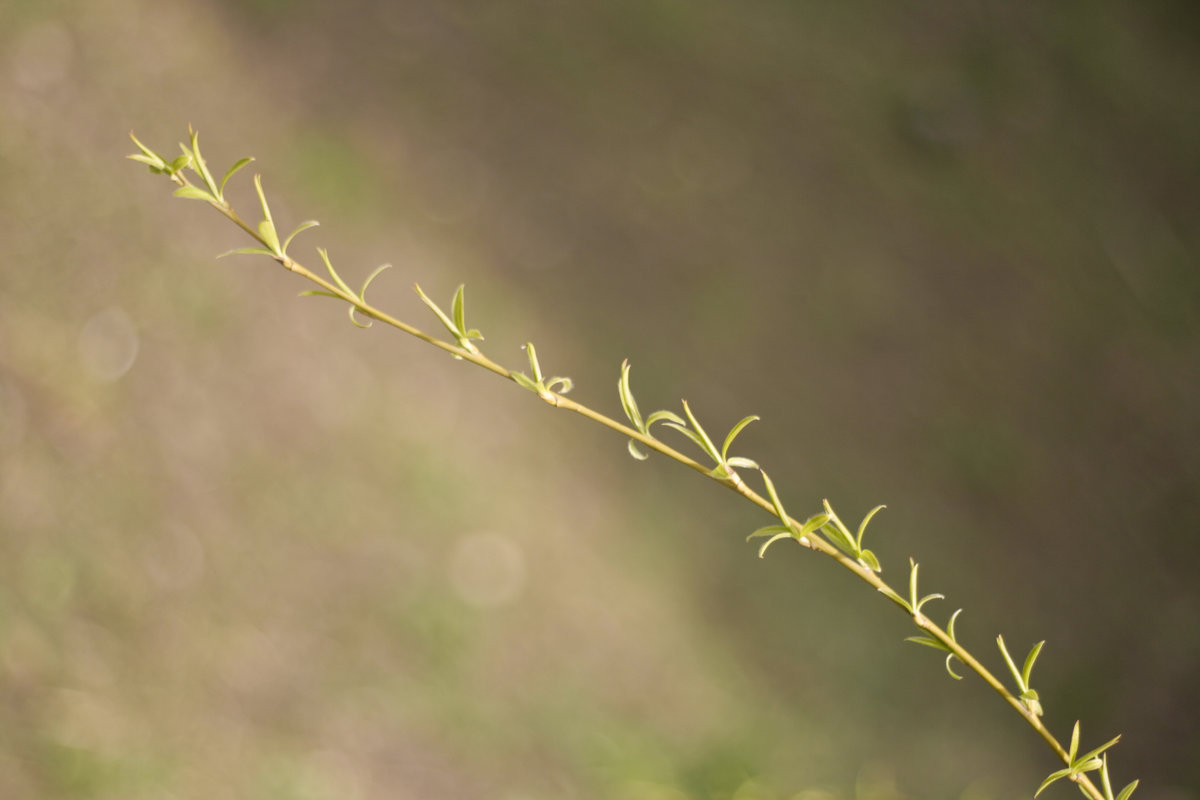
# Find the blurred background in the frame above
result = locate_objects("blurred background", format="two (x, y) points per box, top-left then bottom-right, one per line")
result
(2, 1), (1198, 798)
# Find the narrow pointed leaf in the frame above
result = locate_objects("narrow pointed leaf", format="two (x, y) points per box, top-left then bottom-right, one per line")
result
(545, 377), (573, 394)
(173, 185), (216, 202)
(188, 127), (219, 195)
(1035, 768), (1073, 798)
(877, 585), (910, 611)
(1022, 640), (1046, 689)
(720, 415), (759, 461)
(855, 504), (887, 550)
(218, 247), (276, 258)
(798, 513), (830, 538)
(359, 263), (392, 300)
(128, 153), (165, 169)
(914, 592), (945, 613)
(220, 156), (255, 195)
(511, 372), (541, 393)
(281, 220), (320, 255)
(253, 173), (274, 224)
(680, 400), (721, 463)
(1076, 736), (1121, 767)
(726, 456), (759, 470)
(523, 342), (543, 383)
(318, 248), (355, 296)
(645, 409), (686, 428)
(128, 131), (161, 161)
(904, 635), (950, 652)
(297, 290), (341, 299)
(757, 530), (795, 558)
(452, 285), (468, 335)
(747, 524), (791, 541)
(944, 653), (963, 680)
(1069, 721), (1081, 762)
(618, 360), (645, 431)
(1115, 781), (1139, 800)
(627, 439), (649, 461)
(857, 548), (881, 572)
(662, 422), (709, 455)
(414, 283), (460, 336)
(758, 470), (791, 530)
(348, 305), (372, 328)
(997, 635), (1025, 691)
(257, 219), (281, 255)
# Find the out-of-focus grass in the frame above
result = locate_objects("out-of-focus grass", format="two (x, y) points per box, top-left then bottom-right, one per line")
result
(1, 1), (1198, 798)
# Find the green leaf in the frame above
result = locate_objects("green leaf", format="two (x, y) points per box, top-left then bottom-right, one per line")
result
(173, 185), (216, 202)
(755, 530), (796, 558)
(997, 634), (1025, 692)
(319, 248), (355, 296)
(904, 635), (949, 652)
(720, 415), (759, 461)
(1022, 640), (1046, 690)
(726, 456), (760, 470)
(220, 156), (255, 196)
(168, 154), (192, 173)
(857, 549), (881, 572)
(1115, 780), (1139, 800)
(523, 343), (543, 383)
(359, 263), (392, 300)
(680, 400), (721, 463)
(1035, 767), (1073, 798)
(414, 283), (459, 336)
(128, 131), (162, 163)
(645, 409), (686, 428)
(298, 290), (341, 299)
(218, 247), (276, 258)
(187, 126), (219, 196)
(1075, 735), (1121, 768)
(511, 372), (540, 393)
(127, 153), (166, 169)
(253, 173), (274, 225)
(452, 284), (468, 337)
(747, 524), (792, 541)
(348, 305), (372, 329)
(618, 360), (645, 431)
(1068, 721), (1081, 762)
(877, 585), (910, 611)
(797, 512), (830, 539)
(281, 220), (320, 255)
(662, 421), (709, 455)
(545, 377), (573, 394)
(627, 439), (649, 461)
(257, 218), (281, 255)
(821, 520), (857, 556)
(855, 504), (886, 550)
(758, 470), (792, 531)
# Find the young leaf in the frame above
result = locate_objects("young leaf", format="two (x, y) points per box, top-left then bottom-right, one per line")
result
(220, 156), (255, 196)
(1022, 640), (1046, 690)
(281, 220), (320, 255)
(618, 360), (645, 431)
(680, 400), (721, 463)
(627, 439), (650, 461)
(758, 470), (794, 532)
(173, 185), (217, 203)
(855, 504), (886, 550)
(720, 415), (759, 462)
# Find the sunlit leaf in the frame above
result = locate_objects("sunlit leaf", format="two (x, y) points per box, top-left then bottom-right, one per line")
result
(281, 220), (320, 255)
(618, 360), (645, 431)
(452, 284), (468, 335)
(173, 185), (216, 202)
(511, 371), (540, 392)
(720, 415), (759, 461)
(257, 219), (281, 255)
(726, 456), (759, 470)
(1022, 640), (1046, 690)
(319, 248), (355, 296)
(218, 247), (275, 258)
(253, 173), (274, 225)
(359, 263), (392, 301)
(855, 504), (886, 550)
(1035, 767), (1073, 797)
(523, 342), (543, 383)
(997, 634), (1026, 692)
(680, 400), (721, 463)
(627, 439), (649, 461)
(857, 548), (881, 572)
(756, 530), (796, 558)
(758, 471), (792, 530)
(414, 283), (459, 337)
(1115, 780), (1139, 800)
(646, 409), (686, 428)
(220, 156), (255, 196)
(545, 377), (573, 394)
